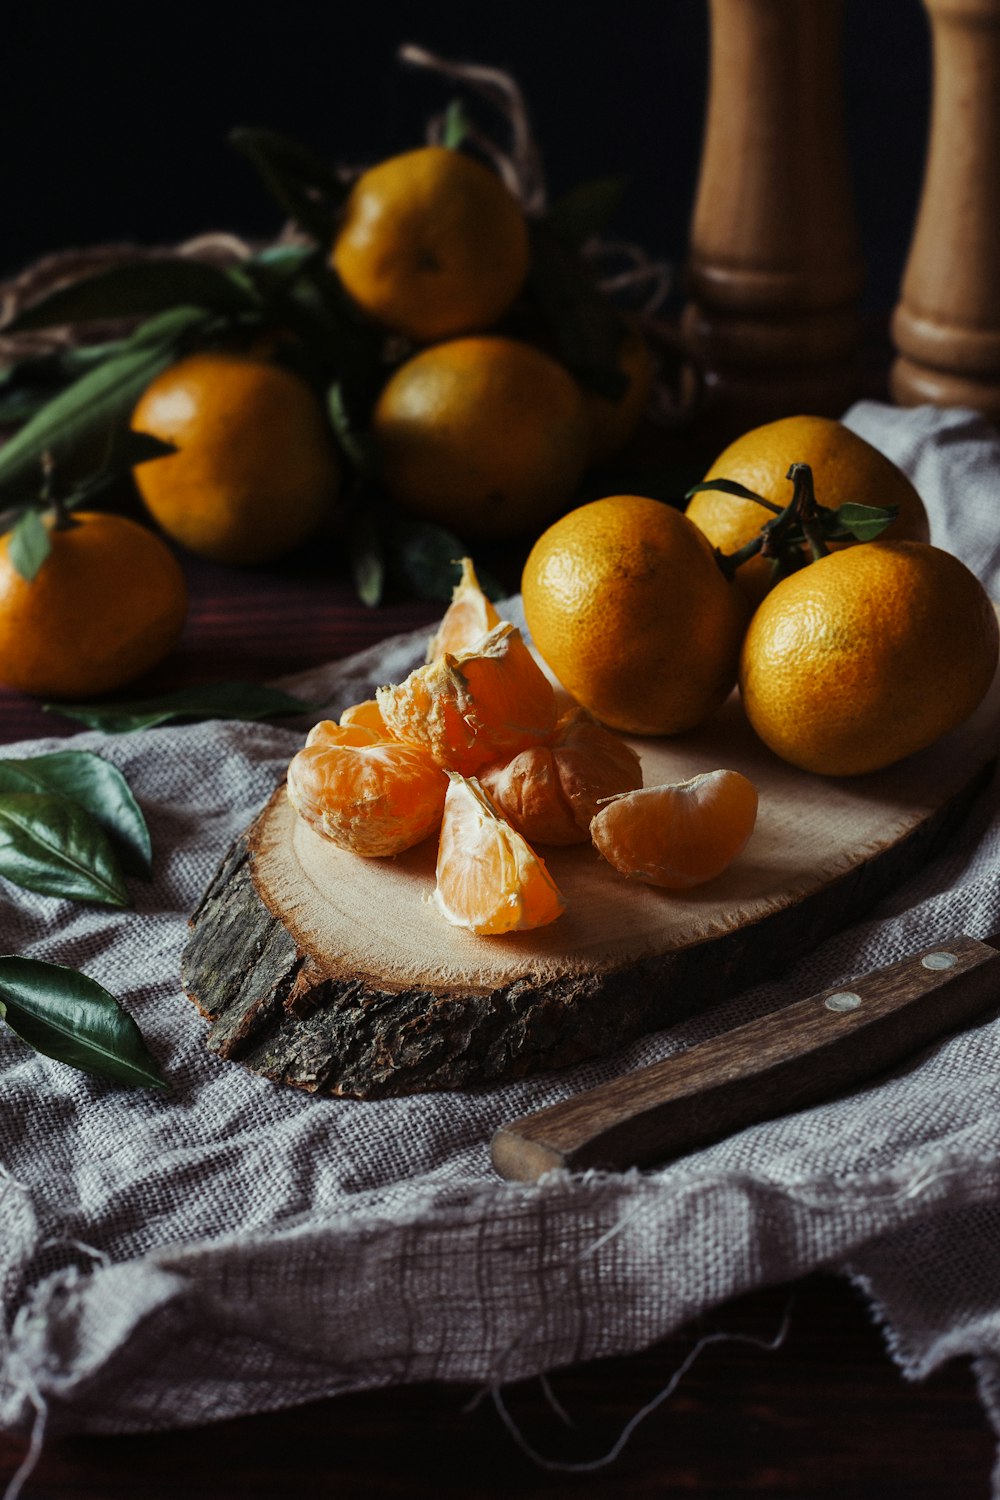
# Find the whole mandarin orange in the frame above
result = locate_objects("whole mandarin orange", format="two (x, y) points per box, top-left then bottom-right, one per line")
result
(739, 540), (998, 776)
(372, 336), (589, 540)
(131, 353), (340, 566)
(0, 511), (187, 698)
(332, 146), (529, 343)
(687, 415), (930, 607)
(522, 494), (747, 736)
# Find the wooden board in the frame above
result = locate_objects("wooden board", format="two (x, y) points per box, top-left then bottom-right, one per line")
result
(181, 656), (1000, 1098)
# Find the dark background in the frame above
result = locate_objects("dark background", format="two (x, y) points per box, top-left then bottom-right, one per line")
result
(5, 1), (929, 313)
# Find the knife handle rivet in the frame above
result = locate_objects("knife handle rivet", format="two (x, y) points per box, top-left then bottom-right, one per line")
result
(825, 991), (862, 1012)
(921, 951), (958, 971)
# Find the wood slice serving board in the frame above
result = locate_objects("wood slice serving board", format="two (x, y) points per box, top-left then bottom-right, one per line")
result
(181, 657), (1000, 1099)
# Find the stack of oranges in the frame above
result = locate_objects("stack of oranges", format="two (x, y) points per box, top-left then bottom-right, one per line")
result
(128, 143), (654, 569)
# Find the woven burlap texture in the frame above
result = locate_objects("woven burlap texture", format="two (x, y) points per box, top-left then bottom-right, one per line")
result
(1, 400), (1000, 1489)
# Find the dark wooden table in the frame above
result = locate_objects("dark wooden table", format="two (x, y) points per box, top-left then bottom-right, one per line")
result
(0, 545), (994, 1498)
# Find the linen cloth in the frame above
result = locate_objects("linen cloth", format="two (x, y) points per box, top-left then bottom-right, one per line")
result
(2, 401), (1000, 1481)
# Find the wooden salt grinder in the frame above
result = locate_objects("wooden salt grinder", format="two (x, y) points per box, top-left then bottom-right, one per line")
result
(891, 0), (1000, 418)
(682, 0), (865, 444)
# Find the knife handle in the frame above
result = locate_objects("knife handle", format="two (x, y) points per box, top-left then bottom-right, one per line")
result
(491, 935), (1000, 1183)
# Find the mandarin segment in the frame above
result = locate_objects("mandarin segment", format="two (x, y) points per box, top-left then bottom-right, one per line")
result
(427, 557), (502, 662)
(339, 698), (391, 735)
(287, 730), (446, 857)
(479, 708), (643, 845)
(590, 770), (759, 889)
(433, 774), (565, 935)
(377, 620), (557, 775)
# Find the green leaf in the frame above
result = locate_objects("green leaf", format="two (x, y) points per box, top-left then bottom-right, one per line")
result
(6, 508), (51, 581)
(349, 509), (385, 608)
(831, 501), (900, 541)
(0, 307), (211, 499)
(0, 793), (130, 906)
(524, 221), (628, 400)
(328, 382), (380, 476)
(385, 516), (485, 603)
(441, 99), (471, 150)
(5, 260), (258, 332)
(546, 176), (628, 251)
(0, 751), (151, 878)
(230, 127), (345, 243)
(0, 956), (165, 1089)
(44, 682), (317, 733)
(0, 342), (126, 425)
(684, 479), (782, 511)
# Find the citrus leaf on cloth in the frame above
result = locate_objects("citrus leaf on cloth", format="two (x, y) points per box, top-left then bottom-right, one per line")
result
(0, 956), (165, 1089)
(0, 792), (130, 906)
(0, 750), (152, 877)
(5, 258), (259, 330)
(45, 682), (317, 733)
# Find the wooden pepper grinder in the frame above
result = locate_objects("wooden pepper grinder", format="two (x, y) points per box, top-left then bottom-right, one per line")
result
(682, 0), (865, 446)
(891, 0), (1000, 418)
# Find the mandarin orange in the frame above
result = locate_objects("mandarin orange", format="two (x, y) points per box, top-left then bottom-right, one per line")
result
(739, 540), (999, 776)
(372, 336), (590, 540)
(686, 415), (930, 607)
(427, 557), (502, 661)
(479, 708), (642, 845)
(590, 770), (759, 888)
(131, 353), (340, 565)
(377, 620), (556, 775)
(433, 773), (565, 935)
(331, 146), (529, 343)
(522, 494), (746, 736)
(287, 720), (446, 856)
(0, 511), (187, 698)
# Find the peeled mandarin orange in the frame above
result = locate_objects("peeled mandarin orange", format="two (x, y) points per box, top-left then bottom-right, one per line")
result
(372, 336), (590, 540)
(433, 773), (565, 935)
(739, 540), (999, 776)
(376, 620), (557, 775)
(427, 557), (502, 662)
(331, 145), (529, 343)
(287, 721), (446, 856)
(522, 494), (746, 736)
(686, 415), (930, 608)
(0, 511), (187, 698)
(479, 708), (642, 846)
(131, 352), (340, 565)
(591, 770), (759, 889)
(339, 698), (391, 735)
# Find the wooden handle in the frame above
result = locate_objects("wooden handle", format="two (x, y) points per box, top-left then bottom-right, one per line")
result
(491, 935), (1000, 1183)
